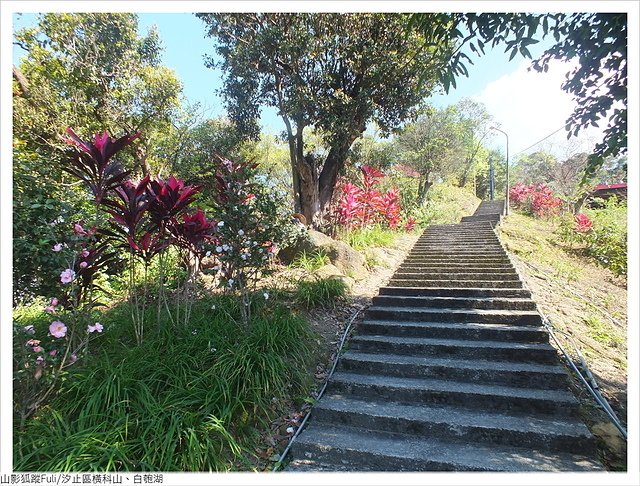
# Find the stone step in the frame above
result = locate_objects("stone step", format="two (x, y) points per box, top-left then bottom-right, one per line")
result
(327, 372), (579, 416)
(388, 279), (523, 288)
(358, 319), (547, 342)
(408, 250), (507, 256)
(398, 264), (515, 272)
(366, 305), (541, 325)
(403, 257), (513, 265)
(379, 286), (531, 298)
(392, 271), (519, 281)
(288, 424), (601, 471)
(338, 351), (569, 389)
(350, 335), (556, 363)
(371, 294), (536, 310)
(311, 396), (596, 455)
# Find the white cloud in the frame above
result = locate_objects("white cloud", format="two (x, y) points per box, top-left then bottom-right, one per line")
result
(474, 58), (605, 159)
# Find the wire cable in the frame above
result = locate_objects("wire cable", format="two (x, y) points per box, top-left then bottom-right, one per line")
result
(511, 123), (570, 158)
(272, 304), (366, 471)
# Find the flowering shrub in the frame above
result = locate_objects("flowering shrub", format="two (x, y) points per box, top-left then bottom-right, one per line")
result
(205, 155), (302, 326)
(509, 183), (562, 218)
(558, 198), (627, 276)
(334, 165), (412, 231)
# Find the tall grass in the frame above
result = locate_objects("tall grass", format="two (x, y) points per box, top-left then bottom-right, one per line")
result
(14, 296), (316, 472)
(343, 225), (396, 250)
(296, 278), (348, 308)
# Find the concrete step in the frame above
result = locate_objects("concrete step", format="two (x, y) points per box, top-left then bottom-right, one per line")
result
(392, 271), (519, 281)
(288, 425), (601, 471)
(366, 305), (541, 325)
(371, 294), (536, 310)
(358, 319), (547, 342)
(328, 372), (579, 416)
(379, 286), (531, 298)
(350, 335), (557, 363)
(388, 279), (523, 288)
(402, 257), (513, 265)
(398, 264), (515, 272)
(338, 351), (569, 389)
(312, 396), (596, 455)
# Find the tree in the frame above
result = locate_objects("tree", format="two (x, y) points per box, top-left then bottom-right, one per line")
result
(393, 105), (461, 205)
(197, 13), (451, 227)
(408, 13), (627, 177)
(12, 13), (183, 301)
(13, 13), (182, 173)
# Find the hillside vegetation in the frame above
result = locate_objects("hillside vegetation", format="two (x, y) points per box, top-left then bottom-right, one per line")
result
(497, 211), (627, 469)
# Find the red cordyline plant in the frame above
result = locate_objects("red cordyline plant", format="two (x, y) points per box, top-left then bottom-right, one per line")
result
(64, 128), (139, 204)
(509, 183), (562, 218)
(334, 165), (411, 231)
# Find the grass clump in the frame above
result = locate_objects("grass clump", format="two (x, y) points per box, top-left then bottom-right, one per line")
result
(296, 277), (348, 308)
(343, 226), (396, 250)
(14, 296), (317, 472)
(290, 249), (330, 272)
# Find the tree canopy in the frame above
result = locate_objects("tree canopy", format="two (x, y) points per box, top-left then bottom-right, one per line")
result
(409, 13), (627, 176)
(196, 13), (452, 226)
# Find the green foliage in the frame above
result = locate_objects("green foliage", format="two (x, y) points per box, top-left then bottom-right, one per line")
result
(558, 198), (627, 276)
(296, 278), (348, 308)
(584, 314), (623, 348)
(411, 183), (480, 227)
(197, 13), (450, 223)
(343, 226), (396, 251)
(14, 297), (316, 471)
(408, 13), (627, 177)
(290, 250), (330, 272)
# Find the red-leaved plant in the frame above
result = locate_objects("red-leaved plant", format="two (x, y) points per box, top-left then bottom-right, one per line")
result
(509, 183), (562, 218)
(334, 165), (411, 231)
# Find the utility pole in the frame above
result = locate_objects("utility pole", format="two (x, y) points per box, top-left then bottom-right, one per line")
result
(490, 126), (509, 215)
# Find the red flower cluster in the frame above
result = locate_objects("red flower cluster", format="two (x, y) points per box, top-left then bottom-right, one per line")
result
(335, 165), (406, 230)
(509, 183), (562, 218)
(574, 213), (593, 233)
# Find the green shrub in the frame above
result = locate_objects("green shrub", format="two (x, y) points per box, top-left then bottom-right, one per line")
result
(296, 277), (348, 308)
(558, 198), (627, 276)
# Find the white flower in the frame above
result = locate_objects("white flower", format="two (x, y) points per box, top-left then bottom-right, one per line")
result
(210, 304), (216, 310)
(24, 325), (35, 335)
(218, 221), (225, 228)
(241, 253), (248, 260)
(238, 229), (245, 236)
(205, 251), (211, 257)
(228, 279), (234, 287)
(222, 244), (229, 251)
(215, 246), (223, 253)
(263, 292), (269, 300)
(192, 329), (198, 335)
(286, 427), (295, 434)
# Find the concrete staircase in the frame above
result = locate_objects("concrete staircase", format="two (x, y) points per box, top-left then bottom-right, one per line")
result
(286, 200), (603, 472)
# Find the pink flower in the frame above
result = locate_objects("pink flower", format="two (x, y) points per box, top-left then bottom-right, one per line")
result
(49, 349), (58, 357)
(68, 354), (77, 365)
(45, 306), (55, 313)
(49, 321), (67, 338)
(79, 261), (88, 268)
(87, 322), (103, 333)
(80, 249), (90, 258)
(26, 339), (40, 346)
(32, 346), (43, 353)
(53, 243), (64, 252)
(60, 269), (75, 284)
(51, 297), (59, 306)
(36, 356), (45, 365)
(73, 223), (86, 235)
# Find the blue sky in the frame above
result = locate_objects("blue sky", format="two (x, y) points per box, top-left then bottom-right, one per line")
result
(9, 11), (610, 156)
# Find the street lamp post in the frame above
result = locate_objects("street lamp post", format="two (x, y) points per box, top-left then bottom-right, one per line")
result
(490, 126), (509, 216)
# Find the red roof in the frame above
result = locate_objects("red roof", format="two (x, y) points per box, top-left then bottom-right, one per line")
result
(593, 183), (627, 191)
